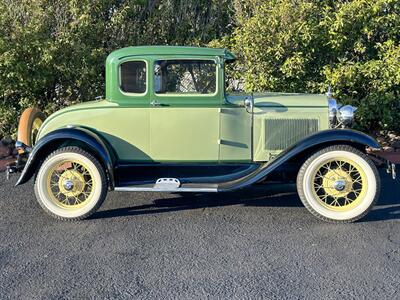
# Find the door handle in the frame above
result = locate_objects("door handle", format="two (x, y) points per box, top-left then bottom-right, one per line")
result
(151, 100), (162, 107)
(244, 97), (254, 113)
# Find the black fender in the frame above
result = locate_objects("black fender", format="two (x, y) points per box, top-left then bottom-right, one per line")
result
(218, 129), (380, 191)
(15, 126), (117, 189)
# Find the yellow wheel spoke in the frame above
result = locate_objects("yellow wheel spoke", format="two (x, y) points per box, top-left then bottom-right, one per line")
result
(320, 194), (330, 202)
(348, 165), (357, 173)
(47, 159), (95, 209)
(74, 196), (82, 205)
(82, 192), (91, 200)
(321, 165), (330, 172)
(332, 198), (342, 206)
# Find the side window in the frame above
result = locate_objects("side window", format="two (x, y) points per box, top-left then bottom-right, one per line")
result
(120, 61), (146, 94)
(154, 60), (216, 95)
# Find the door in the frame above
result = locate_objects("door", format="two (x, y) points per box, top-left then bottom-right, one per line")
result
(103, 59), (151, 162)
(219, 94), (253, 162)
(150, 58), (220, 162)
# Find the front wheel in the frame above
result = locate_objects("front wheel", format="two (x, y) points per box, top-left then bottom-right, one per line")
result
(297, 145), (380, 223)
(34, 147), (108, 220)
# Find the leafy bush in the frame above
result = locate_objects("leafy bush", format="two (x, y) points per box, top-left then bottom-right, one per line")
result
(0, 0), (232, 137)
(216, 0), (400, 132)
(0, 0), (399, 137)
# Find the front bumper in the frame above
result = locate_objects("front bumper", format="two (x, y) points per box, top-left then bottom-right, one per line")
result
(367, 147), (399, 180)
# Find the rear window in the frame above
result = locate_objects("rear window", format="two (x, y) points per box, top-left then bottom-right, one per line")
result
(154, 60), (216, 95)
(120, 61), (146, 94)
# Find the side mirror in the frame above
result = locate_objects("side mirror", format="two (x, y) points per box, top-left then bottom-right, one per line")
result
(244, 96), (254, 113)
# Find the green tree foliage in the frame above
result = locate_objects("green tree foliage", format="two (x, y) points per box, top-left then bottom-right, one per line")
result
(0, 0), (232, 136)
(217, 0), (400, 132)
(0, 0), (399, 137)
(322, 0), (400, 131)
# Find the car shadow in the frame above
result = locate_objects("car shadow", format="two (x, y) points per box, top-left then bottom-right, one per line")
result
(91, 172), (400, 222)
(361, 172), (400, 222)
(91, 185), (301, 220)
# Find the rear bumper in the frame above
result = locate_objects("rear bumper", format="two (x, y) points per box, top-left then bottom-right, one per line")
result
(5, 141), (30, 179)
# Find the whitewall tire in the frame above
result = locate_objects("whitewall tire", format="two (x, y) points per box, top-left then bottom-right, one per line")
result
(296, 145), (380, 223)
(34, 147), (107, 220)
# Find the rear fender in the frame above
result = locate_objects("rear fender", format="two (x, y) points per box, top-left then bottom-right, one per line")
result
(15, 126), (117, 189)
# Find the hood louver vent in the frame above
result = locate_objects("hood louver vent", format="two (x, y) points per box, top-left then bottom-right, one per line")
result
(264, 119), (319, 151)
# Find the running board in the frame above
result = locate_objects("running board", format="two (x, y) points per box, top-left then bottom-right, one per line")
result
(115, 186), (217, 193)
(115, 178), (218, 193)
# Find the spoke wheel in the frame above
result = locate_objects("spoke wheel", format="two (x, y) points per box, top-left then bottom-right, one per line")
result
(35, 147), (107, 220)
(297, 145), (380, 223)
(47, 160), (95, 209)
(312, 158), (367, 212)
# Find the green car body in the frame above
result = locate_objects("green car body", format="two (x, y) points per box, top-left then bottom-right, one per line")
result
(12, 46), (384, 222)
(37, 46), (329, 164)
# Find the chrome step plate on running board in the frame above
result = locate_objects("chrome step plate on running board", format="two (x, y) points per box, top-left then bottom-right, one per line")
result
(154, 178), (181, 190)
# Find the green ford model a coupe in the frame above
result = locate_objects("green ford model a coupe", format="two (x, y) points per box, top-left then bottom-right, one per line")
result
(9, 46), (386, 222)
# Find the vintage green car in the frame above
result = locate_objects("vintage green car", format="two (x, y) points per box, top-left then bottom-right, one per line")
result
(10, 46), (385, 222)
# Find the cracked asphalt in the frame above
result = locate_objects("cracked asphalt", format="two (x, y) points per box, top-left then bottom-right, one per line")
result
(0, 170), (399, 299)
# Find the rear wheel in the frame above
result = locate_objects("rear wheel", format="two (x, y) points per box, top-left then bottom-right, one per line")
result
(297, 145), (380, 223)
(34, 147), (107, 220)
(17, 107), (46, 146)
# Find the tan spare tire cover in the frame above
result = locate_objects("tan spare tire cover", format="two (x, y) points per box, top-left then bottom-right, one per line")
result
(17, 107), (46, 146)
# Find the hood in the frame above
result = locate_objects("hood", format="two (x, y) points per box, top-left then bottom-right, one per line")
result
(226, 92), (327, 107)
(253, 92), (327, 107)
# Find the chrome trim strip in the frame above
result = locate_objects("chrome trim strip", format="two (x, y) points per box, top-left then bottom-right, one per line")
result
(115, 187), (218, 193)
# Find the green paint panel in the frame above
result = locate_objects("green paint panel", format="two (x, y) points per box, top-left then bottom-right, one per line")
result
(150, 108), (220, 161)
(38, 102), (151, 162)
(219, 104), (251, 162)
(253, 92), (328, 107)
(107, 46), (235, 62)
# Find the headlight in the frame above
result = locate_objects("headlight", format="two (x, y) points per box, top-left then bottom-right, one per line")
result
(328, 98), (338, 128)
(337, 105), (357, 127)
(327, 88), (357, 128)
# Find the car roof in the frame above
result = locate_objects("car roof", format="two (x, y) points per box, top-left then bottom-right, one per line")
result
(106, 45), (236, 62)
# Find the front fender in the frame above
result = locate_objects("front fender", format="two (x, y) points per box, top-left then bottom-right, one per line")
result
(15, 127), (116, 189)
(218, 129), (380, 191)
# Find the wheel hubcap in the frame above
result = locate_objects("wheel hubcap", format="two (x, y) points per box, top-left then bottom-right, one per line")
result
(63, 180), (74, 191)
(333, 179), (346, 191)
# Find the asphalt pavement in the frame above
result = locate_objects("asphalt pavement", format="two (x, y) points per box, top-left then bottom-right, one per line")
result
(0, 170), (399, 299)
